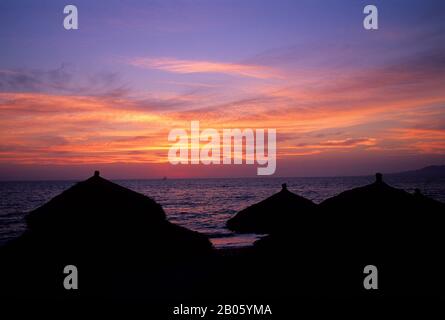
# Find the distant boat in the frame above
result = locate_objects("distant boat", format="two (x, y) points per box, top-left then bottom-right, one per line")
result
(162, 176), (167, 180)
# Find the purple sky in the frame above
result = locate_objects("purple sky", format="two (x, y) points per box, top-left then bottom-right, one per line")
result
(0, 0), (444, 180)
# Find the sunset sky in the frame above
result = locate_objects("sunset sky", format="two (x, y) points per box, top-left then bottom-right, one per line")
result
(1, 0), (444, 180)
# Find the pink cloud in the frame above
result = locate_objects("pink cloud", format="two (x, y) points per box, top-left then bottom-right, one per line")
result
(129, 57), (279, 79)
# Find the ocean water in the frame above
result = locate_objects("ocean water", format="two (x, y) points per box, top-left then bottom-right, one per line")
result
(1, 176), (444, 248)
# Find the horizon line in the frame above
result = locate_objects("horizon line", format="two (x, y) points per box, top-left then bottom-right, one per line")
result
(1, 165), (442, 183)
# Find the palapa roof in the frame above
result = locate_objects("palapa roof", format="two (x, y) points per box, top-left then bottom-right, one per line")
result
(253, 174), (445, 272)
(319, 173), (445, 214)
(26, 170), (166, 233)
(21, 171), (213, 259)
(315, 173), (445, 260)
(227, 183), (316, 234)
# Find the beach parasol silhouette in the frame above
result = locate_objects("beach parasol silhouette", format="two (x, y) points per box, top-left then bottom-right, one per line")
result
(226, 183), (316, 234)
(0, 171), (214, 298)
(23, 170), (213, 259)
(316, 173), (445, 293)
(317, 172), (445, 240)
(251, 173), (445, 295)
(319, 173), (415, 211)
(316, 172), (445, 242)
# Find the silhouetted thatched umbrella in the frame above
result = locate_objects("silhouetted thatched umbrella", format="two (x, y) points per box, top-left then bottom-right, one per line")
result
(317, 172), (445, 265)
(319, 172), (445, 214)
(16, 171), (213, 262)
(227, 183), (316, 234)
(1, 171), (214, 298)
(27, 170), (165, 230)
(252, 174), (445, 295)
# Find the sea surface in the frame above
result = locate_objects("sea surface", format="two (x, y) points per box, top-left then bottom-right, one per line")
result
(1, 176), (444, 248)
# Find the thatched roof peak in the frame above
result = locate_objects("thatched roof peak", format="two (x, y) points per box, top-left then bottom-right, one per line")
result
(26, 171), (167, 233)
(375, 172), (383, 183)
(227, 184), (316, 234)
(16, 171), (213, 261)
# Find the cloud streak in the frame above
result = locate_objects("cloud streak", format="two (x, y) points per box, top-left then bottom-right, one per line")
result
(129, 57), (279, 79)
(0, 66), (129, 98)
(1, 32), (445, 172)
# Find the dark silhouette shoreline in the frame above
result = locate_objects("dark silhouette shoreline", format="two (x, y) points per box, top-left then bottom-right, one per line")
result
(1, 171), (445, 303)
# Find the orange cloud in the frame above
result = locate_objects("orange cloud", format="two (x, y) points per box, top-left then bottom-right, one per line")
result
(303, 138), (377, 149)
(0, 92), (173, 165)
(2, 46), (445, 171)
(382, 128), (445, 154)
(129, 57), (279, 79)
